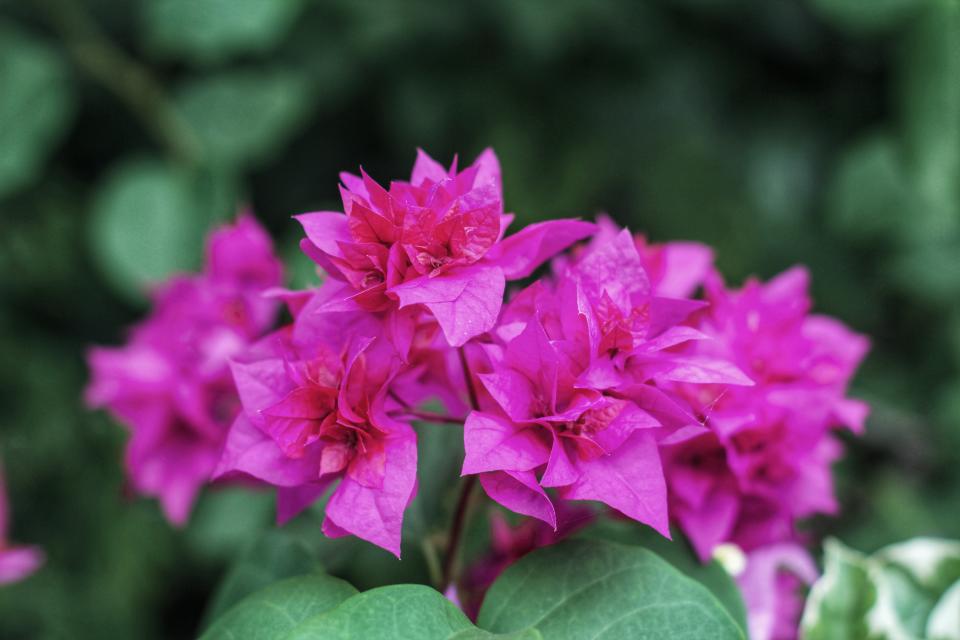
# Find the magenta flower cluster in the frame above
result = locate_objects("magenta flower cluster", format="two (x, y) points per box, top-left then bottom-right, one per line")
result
(87, 214), (283, 524)
(84, 149), (869, 636)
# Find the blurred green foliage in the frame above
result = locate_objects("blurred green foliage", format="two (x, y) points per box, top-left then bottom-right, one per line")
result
(1, 0), (959, 637)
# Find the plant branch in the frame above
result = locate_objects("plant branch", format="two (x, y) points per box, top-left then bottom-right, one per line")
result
(458, 346), (480, 410)
(439, 345), (484, 589)
(33, 0), (201, 163)
(440, 474), (476, 589)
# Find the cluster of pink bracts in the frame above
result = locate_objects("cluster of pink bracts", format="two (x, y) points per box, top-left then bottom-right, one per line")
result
(84, 149), (868, 639)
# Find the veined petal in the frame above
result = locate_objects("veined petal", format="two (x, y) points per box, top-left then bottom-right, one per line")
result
(462, 411), (550, 475)
(295, 212), (351, 257)
(276, 483), (331, 525)
(487, 219), (596, 280)
(479, 470), (557, 529)
(391, 265), (505, 346)
(561, 431), (670, 537)
(214, 415), (324, 487)
(323, 428), (417, 557)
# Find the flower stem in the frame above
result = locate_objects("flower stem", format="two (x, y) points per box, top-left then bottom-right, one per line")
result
(441, 474), (476, 589)
(441, 346), (482, 589)
(458, 346), (481, 410)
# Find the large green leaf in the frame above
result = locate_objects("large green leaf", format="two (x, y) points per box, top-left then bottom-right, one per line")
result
(927, 579), (960, 640)
(88, 157), (214, 300)
(876, 537), (960, 596)
(826, 133), (915, 242)
(897, 1), (960, 236)
(285, 584), (475, 639)
(202, 529), (325, 626)
(200, 573), (357, 640)
(577, 518), (748, 634)
(801, 539), (876, 640)
(143, 0), (305, 64)
(449, 630), (543, 640)
(478, 539), (745, 639)
(0, 21), (74, 199)
(175, 69), (313, 170)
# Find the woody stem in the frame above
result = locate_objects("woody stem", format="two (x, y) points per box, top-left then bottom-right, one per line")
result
(440, 474), (476, 589)
(440, 346), (482, 589)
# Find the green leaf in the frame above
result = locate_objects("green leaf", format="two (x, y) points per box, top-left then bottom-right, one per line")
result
(202, 529), (324, 626)
(578, 518), (748, 633)
(801, 539), (877, 640)
(863, 538), (960, 638)
(175, 69), (313, 170)
(88, 157), (214, 300)
(478, 539), (745, 639)
(0, 21), (74, 199)
(200, 573), (357, 640)
(876, 537), (960, 596)
(449, 630), (543, 640)
(868, 562), (937, 638)
(143, 0), (305, 64)
(809, 0), (921, 35)
(888, 242), (960, 303)
(897, 1), (960, 231)
(184, 488), (274, 563)
(927, 579), (960, 640)
(826, 133), (914, 242)
(285, 584), (474, 639)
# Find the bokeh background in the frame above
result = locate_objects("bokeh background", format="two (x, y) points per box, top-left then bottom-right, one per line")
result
(1, 0), (959, 637)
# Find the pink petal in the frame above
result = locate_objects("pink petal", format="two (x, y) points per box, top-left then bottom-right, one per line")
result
(130, 436), (218, 526)
(737, 544), (818, 640)
(391, 264), (505, 347)
(541, 436), (580, 488)
(214, 415), (323, 487)
(277, 483), (331, 525)
(295, 212), (351, 257)
(645, 297), (708, 338)
(591, 402), (661, 454)
(634, 326), (710, 354)
(0, 546), (44, 585)
(478, 370), (536, 422)
(411, 148), (450, 184)
(572, 229), (649, 305)
(470, 148), (502, 194)
(487, 219), (596, 280)
(479, 470), (557, 529)
(462, 412), (550, 475)
(616, 384), (699, 429)
(675, 487), (739, 562)
(230, 358), (294, 423)
(831, 398), (870, 434)
(648, 356), (754, 386)
(561, 431), (670, 537)
(323, 428), (417, 557)
(656, 242), (714, 299)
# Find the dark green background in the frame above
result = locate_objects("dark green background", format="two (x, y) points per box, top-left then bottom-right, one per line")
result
(1, 0), (958, 637)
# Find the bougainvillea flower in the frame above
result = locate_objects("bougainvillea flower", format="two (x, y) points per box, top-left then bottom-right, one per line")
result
(0, 461), (44, 585)
(215, 292), (416, 557)
(589, 214), (714, 299)
(664, 266), (869, 558)
(736, 543), (818, 640)
(86, 214), (283, 524)
(461, 228), (750, 537)
(296, 149), (595, 346)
